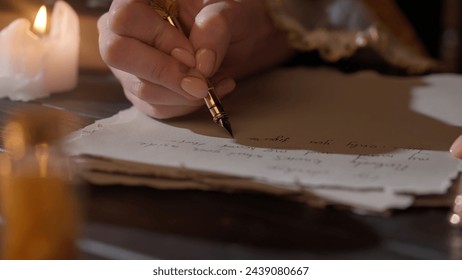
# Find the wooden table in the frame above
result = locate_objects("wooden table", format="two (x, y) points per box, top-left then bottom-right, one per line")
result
(1, 71), (461, 259)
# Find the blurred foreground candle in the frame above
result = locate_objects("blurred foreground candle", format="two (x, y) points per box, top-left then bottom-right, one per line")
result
(0, 110), (81, 259)
(0, 1), (80, 101)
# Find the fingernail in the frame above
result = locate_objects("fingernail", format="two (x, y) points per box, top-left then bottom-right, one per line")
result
(171, 48), (196, 68)
(450, 135), (462, 159)
(180, 76), (209, 98)
(196, 48), (216, 77)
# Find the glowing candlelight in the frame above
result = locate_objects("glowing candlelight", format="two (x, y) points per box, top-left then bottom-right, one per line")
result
(0, 1), (80, 101)
(0, 110), (81, 259)
(33, 5), (47, 36)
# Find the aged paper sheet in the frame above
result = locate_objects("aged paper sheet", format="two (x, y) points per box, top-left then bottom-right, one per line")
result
(66, 68), (462, 212)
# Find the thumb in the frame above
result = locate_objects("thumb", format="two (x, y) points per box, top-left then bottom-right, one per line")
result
(188, 1), (240, 77)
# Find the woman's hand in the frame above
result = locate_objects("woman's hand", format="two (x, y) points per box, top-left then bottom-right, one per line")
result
(451, 135), (462, 159)
(98, 0), (294, 119)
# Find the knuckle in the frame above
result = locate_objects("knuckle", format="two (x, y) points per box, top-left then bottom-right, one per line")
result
(108, 2), (136, 34)
(123, 76), (161, 105)
(123, 90), (166, 119)
(199, 13), (229, 34)
(148, 62), (171, 83)
(130, 80), (151, 100)
(97, 13), (108, 31)
(148, 22), (165, 48)
(197, 2), (240, 33)
(100, 36), (125, 68)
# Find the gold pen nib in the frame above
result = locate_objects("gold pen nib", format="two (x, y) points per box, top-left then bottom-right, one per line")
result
(205, 84), (234, 138)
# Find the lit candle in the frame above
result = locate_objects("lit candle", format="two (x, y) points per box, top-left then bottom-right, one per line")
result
(0, 1), (80, 101)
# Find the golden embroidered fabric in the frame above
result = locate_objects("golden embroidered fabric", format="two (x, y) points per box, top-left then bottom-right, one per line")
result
(265, 0), (439, 74)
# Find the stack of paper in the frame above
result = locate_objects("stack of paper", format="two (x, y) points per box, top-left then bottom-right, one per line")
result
(66, 68), (462, 213)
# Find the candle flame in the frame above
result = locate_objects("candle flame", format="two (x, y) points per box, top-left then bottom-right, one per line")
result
(33, 5), (47, 35)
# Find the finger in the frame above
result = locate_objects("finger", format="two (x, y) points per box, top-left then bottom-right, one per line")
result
(450, 135), (462, 158)
(124, 89), (201, 119)
(99, 27), (209, 99)
(213, 77), (236, 98)
(113, 68), (203, 106)
(188, 1), (239, 77)
(108, 0), (196, 67)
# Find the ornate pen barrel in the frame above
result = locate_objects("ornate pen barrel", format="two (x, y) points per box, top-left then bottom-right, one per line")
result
(204, 84), (233, 136)
(204, 85), (227, 124)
